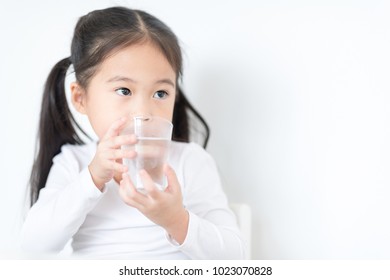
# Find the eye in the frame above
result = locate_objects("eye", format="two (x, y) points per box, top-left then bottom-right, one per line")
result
(153, 90), (169, 99)
(115, 88), (132, 96)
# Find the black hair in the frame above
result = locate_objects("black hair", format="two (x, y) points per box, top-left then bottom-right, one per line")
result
(29, 7), (209, 206)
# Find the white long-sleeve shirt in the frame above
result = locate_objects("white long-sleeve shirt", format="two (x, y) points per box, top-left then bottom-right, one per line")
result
(21, 141), (245, 259)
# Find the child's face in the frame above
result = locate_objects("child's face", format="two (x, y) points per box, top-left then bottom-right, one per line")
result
(72, 42), (177, 139)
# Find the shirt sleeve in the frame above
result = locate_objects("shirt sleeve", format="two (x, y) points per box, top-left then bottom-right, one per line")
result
(166, 143), (247, 259)
(20, 145), (105, 254)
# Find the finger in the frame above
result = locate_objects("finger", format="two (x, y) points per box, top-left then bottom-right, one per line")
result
(164, 164), (181, 194)
(119, 173), (148, 207)
(102, 117), (128, 141)
(104, 149), (136, 160)
(119, 182), (143, 209)
(139, 169), (161, 199)
(104, 160), (128, 174)
(107, 134), (137, 149)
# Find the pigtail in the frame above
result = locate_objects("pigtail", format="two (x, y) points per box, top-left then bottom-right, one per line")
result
(172, 86), (210, 148)
(29, 57), (88, 206)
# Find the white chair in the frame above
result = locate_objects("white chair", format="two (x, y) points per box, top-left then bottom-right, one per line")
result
(229, 203), (251, 259)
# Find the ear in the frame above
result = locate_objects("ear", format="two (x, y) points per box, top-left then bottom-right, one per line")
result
(70, 82), (87, 115)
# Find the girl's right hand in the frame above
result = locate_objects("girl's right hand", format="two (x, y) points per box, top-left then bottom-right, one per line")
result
(88, 117), (137, 190)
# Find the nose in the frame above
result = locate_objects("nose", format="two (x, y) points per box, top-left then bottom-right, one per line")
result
(128, 95), (152, 118)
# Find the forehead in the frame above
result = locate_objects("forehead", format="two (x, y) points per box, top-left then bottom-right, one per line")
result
(96, 42), (176, 82)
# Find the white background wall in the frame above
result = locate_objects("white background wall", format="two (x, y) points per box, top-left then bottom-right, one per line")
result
(1, 0), (390, 259)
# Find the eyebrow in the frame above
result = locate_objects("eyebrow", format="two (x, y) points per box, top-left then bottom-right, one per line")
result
(106, 76), (175, 87)
(107, 76), (135, 83)
(155, 78), (175, 87)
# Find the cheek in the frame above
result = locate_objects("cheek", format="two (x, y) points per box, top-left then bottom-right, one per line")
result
(84, 95), (116, 139)
(168, 102), (175, 120)
(87, 114), (111, 139)
(168, 97), (176, 119)
(156, 99), (175, 122)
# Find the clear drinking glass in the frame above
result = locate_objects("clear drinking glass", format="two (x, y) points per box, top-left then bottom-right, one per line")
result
(121, 116), (173, 192)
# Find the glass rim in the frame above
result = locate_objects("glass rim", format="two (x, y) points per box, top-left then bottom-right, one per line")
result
(132, 115), (173, 128)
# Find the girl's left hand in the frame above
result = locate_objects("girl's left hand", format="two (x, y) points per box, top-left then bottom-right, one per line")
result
(118, 164), (189, 244)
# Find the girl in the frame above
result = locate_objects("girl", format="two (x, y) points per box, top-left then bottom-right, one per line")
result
(21, 6), (245, 259)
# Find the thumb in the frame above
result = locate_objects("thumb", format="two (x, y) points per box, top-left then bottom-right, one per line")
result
(164, 164), (181, 194)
